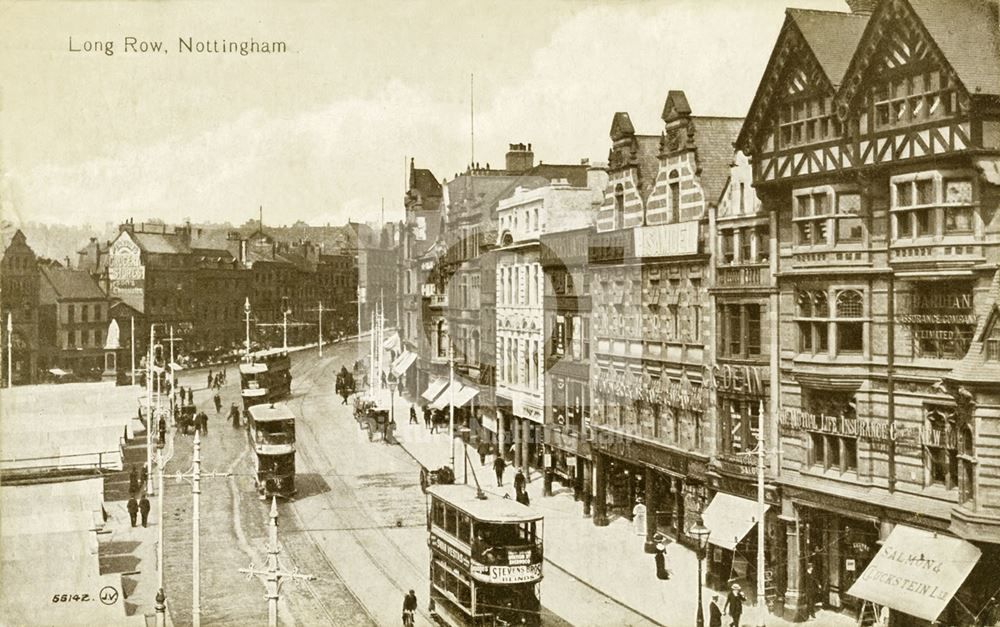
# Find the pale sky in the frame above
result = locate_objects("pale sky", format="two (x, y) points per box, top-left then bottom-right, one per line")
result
(0, 0), (848, 227)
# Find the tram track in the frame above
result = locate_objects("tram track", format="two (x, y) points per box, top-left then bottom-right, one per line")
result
(286, 349), (437, 625)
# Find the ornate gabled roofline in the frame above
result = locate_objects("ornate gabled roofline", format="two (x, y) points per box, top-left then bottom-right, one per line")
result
(833, 0), (970, 121)
(735, 13), (836, 154)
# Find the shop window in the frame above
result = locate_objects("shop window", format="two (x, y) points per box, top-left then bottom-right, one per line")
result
(835, 290), (864, 353)
(924, 405), (958, 490)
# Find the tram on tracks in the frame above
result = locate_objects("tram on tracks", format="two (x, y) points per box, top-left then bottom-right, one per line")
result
(239, 348), (292, 410)
(426, 484), (544, 627)
(246, 403), (296, 499)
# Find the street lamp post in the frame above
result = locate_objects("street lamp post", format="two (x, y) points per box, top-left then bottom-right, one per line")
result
(690, 516), (711, 627)
(6, 312), (12, 388)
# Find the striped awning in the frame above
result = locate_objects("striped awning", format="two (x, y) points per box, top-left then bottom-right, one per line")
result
(391, 352), (418, 377)
(421, 377), (448, 402)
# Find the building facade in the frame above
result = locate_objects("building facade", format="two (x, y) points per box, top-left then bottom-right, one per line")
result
(737, 0), (1000, 622)
(1, 231), (41, 384)
(588, 92), (743, 559)
(37, 265), (113, 376)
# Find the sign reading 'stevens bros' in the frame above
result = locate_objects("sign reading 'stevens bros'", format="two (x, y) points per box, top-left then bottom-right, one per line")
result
(848, 525), (981, 622)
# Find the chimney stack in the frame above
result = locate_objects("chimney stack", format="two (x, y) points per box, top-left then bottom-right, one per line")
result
(845, 0), (877, 14)
(505, 142), (534, 172)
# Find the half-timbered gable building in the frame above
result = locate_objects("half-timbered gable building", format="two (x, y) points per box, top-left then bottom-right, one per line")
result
(737, 0), (1000, 623)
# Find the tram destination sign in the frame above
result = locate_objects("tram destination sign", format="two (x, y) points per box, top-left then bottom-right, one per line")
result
(470, 563), (542, 585)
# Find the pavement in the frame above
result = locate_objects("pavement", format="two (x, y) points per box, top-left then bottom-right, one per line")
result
(383, 386), (857, 627)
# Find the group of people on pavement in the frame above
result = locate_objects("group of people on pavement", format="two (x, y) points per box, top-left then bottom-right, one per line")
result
(207, 369), (226, 390)
(126, 464), (151, 528)
(489, 454), (530, 506)
(707, 584), (747, 627)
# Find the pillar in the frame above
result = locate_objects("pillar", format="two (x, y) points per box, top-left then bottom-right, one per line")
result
(644, 469), (658, 553)
(543, 444), (553, 497)
(497, 411), (506, 464)
(513, 416), (521, 468)
(582, 459), (593, 517)
(782, 511), (806, 622)
(625, 469), (635, 522)
(593, 453), (608, 526)
(521, 419), (530, 479)
(673, 477), (684, 537)
(573, 455), (583, 501)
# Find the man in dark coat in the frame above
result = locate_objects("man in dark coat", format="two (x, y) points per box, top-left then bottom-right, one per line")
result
(139, 494), (151, 527)
(423, 406), (431, 430)
(207, 370), (213, 389)
(709, 594), (723, 627)
(477, 441), (489, 466)
(213, 393), (222, 414)
(197, 411), (208, 435)
(516, 489), (530, 506)
(127, 496), (139, 527)
(229, 403), (241, 427)
(140, 463), (148, 487)
(493, 455), (506, 487)
(724, 584), (746, 627)
(129, 465), (139, 495)
(514, 469), (526, 495)
(409, 404), (418, 425)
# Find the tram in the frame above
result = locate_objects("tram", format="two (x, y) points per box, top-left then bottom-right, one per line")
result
(239, 348), (292, 410)
(426, 484), (544, 627)
(246, 403), (296, 498)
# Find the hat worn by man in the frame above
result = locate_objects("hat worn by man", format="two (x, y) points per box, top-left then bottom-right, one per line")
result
(731, 583), (742, 591)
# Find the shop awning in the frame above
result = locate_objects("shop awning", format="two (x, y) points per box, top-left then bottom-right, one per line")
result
(701, 493), (768, 551)
(847, 525), (981, 623)
(430, 383), (463, 411)
(391, 351), (418, 377)
(421, 377), (448, 402)
(452, 384), (479, 407)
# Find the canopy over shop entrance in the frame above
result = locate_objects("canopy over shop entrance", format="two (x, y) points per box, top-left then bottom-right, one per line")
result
(701, 492), (768, 551)
(847, 525), (981, 623)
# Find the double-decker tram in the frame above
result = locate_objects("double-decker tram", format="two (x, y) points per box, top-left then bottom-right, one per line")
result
(239, 348), (292, 410)
(246, 403), (296, 499)
(426, 484), (544, 627)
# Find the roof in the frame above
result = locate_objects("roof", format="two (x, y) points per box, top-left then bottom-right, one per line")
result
(787, 9), (870, 87)
(131, 230), (192, 254)
(427, 484), (543, 523)
(39, 266), (107, 301)
(610, 112), (636, 140)
(247, 403), (296, 422)
(411, 167), (443, 200)
(661, 90), (692, 122)
(907, 0), (1000, 96)
(690, 116), (745, 205)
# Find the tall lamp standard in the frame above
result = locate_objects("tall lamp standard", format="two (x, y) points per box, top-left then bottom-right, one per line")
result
(690, 516), (711, 627)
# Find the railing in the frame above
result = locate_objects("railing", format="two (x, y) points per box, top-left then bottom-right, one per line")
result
(716, 263), (769, 287)
(0, 448), (125, 474)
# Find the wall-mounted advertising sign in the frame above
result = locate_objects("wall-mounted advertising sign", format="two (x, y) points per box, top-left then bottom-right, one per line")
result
(634, 222), (699, 258)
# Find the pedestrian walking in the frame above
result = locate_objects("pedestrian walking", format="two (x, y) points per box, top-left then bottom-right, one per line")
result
(409, 404), (418, 425)
(129, 465), (139, 495)
(127, 496), (139, 527)
(477, 441), (489, 466)
(724, 583), (746, 627)
(139, 494), (151, 527)
(213, 393), (222, 414)
(423, 406), (431, 430)
(207, 370), (213, 389)
(430, 409), (439, 434)
(514, 468), (526, 495)
(158, 416), (166, 447)
(187, 387), (193, 405)
(140, 463), (148, 487)
(493, 455), (506, 487)
(709, 595), (723, 627)
(229, 403), (241, 427)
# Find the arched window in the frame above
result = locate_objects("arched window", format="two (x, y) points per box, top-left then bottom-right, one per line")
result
(836, 290), (864, 353)
(614, 184), (625, 229)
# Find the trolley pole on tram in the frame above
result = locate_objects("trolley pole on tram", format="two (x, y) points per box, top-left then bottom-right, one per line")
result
(239, 497), (316, 627)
